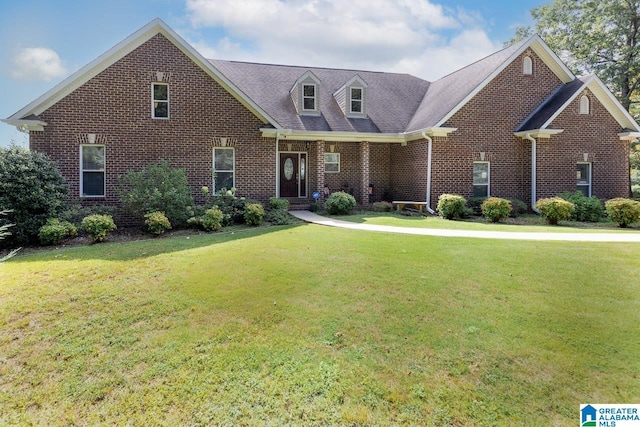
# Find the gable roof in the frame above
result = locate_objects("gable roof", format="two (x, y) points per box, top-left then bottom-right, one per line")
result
(4, 19), (638, 142)
(3, 18), (281, 131)
(517, 74), (640, 134)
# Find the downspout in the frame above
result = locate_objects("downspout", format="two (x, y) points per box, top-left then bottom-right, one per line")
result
(275, 130), (281, 198)
(524, 133), (540, 214)
(422, 131), (436, 214)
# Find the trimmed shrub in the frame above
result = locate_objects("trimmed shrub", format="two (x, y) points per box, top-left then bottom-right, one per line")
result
(38, 219), (78, 246)
(82, 214), (117, 243)
(467, 197), (487, 216)
(202, 208), (223, 232)
(558, 191), (604, 222)
(269, 197), (290, 211)
(265, 209), (294, 225)
(507, 198), (528, 217)
(436, 194), (467, 220)
(118, 161), (194, 226)
(209, 194), (248, 226)
(0, 147), (68, 247)
(535, 197), (574, 225)
(144, 211), (171, 235)
(325, 191), (356, 215)
(372, 201), (393, 212)
(481, 197), (512, 223)
(605, 198), (640, 228)
(244, 203), (265, 226)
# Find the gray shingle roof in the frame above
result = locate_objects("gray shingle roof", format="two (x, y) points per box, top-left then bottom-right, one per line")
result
(210, 60), (429, 133)
(208, 38), (563, 135)
(516, 77), (587, 132)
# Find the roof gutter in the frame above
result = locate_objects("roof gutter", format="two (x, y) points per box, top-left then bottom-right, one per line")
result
(421, 131), (436, 214)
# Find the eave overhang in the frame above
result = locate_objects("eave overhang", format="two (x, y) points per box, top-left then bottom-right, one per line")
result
(514, 129), (564, 139)
(261, 127), (457, 144)
(618, 131), (640, 142)
(1, 118), (47, 132)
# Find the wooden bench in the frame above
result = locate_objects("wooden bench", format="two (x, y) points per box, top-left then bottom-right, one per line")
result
(392, 201), (430, 213)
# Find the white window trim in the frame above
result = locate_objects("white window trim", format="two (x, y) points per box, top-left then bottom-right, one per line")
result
(473, 161), (490, 197)
(349, 87), (363, 114)
(213, 147), (235, 192)
(324, 152), (340, 173)
(579, 95), (590, 115)
(302, 83), (317, 112)
(80, 144), (106, 198)
(523, 56), (533, 75)
(577, 162), (592, 196)
(152, 82), (169, 119)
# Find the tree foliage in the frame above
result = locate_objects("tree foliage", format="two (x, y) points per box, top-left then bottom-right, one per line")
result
(0, 147), (68, 247)
(509, 0), (640, 117)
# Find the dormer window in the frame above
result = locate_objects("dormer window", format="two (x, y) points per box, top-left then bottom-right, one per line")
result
(350, 87), (363, 113)
(334, 75), (368, 118)
(579, 95), (590, 114)
(523, 56), (533, 75)
(303, 84), (317, 111)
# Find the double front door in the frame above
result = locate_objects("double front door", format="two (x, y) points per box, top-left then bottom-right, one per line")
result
(279, 152), (307, 198)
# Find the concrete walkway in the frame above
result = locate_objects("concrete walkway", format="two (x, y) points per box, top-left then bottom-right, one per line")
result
(289, 210), (640, 242)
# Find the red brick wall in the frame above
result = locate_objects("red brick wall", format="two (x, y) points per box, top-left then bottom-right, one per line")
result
(537, 88), (629, 199)
(389, 49), (629, 208)
(30, 34), (274, 223)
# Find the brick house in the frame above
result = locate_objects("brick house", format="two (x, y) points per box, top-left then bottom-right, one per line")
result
(4, 19), (640, 220)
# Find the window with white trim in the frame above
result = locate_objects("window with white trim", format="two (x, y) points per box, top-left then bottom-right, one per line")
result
(523, 56), (533, 75)
(577, 162), (591, 196)
(324, 153), (340, 173)
(152, 83), (169, 118)
(350, 87), (363, 113)
(213, 148), (235, 192)
(473, 161), (490, 197)
(302, 84), (316, 111)
(81, 145), (106, 197)
(579, 95), (590, 114)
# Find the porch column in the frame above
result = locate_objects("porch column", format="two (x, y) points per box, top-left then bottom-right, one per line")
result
(359, 141), (370, 205)
(316, 140), (325, 199)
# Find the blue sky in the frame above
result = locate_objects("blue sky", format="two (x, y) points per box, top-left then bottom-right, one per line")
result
(0, 0), (546, 147)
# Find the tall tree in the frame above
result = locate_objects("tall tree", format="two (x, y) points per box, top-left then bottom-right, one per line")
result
(510, 0), (640, 118)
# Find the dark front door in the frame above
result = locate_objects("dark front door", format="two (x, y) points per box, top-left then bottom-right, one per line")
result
(280, 153), (298, 197)
(279, 153), (307, 198)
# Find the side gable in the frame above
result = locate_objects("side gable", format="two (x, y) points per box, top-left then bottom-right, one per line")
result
(517, 75), (640, 139)
(3, 18), (281, 131)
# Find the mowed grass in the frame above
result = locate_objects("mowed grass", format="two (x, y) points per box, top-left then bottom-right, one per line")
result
(1, 223), (640, 425)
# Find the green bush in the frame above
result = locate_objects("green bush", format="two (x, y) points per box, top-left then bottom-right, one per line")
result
(467, 197), (487, 216)
(372, 201), (393, 212)
(632, 185), (640, 200)
(325, 191), (357, 215)
(265, 209), (294, 225)
(38, 219), (78, 246)
(144, 211), (172, 235)
(436, 194), (467, 220)
(605, 198), (640, 228)
(202, 208), (223, 232)
(209, 195), (248, 226)
(535, 197), (574, 225)
(507, 198), (528, 217)
(244, 203), (265, 226)
(558, 191), (604, 222)
(118, 161), (194, 226)
(269, 197), (290, 211)
(82, 214), (117, 243)
(481, 197), (512, 223)
(0, 147), (68, 247)
(58, 202), (116, 227)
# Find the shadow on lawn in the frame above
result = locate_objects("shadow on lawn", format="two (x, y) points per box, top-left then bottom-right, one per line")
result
(8, 224), (304, 263)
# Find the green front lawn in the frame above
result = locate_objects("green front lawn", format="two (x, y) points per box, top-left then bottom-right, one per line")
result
(1, 223), (639, 425)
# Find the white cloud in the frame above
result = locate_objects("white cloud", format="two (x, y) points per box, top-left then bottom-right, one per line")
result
(9, 47), (68, 82)
(184, 0), (501, 80)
